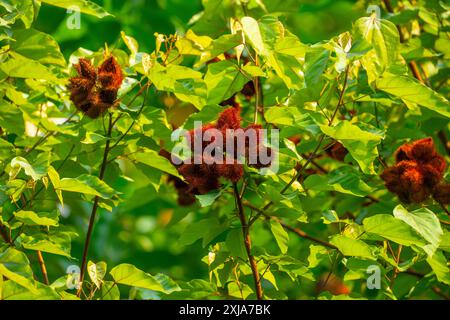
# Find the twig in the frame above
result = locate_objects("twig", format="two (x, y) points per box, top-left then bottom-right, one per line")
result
(262, 65), (351, 211)
(438, 202), (450, 218)
(109, 82), (151, 151)
(244, 201), (337, 250)
(432, 286), (450, 300)
(437, 131), (450, 157)
(232, 183), (263, 300)
(77, 113), (113, 297)
(0, 223), (11, 244)
(36, 251), (49, 285)
(23, 112), (77, 157)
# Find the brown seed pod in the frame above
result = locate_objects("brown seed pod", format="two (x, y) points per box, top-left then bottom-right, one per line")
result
(68, 56), (124, 119)
(381, 138), (447, 204)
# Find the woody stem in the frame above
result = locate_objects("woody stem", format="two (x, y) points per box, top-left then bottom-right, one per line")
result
(233, 183), (263, 300)
(77, 113), (113, 297)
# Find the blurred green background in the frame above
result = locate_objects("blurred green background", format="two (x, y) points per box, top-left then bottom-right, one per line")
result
(35, 0), (364, 57)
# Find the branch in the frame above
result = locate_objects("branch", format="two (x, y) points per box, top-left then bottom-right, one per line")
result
(77, 113), (113, 297)
(232, 183), (263, 300)
(437, 131), (450, 157)
(244, 201), (337, 250)
(36, 251), (49, 285)
(263, 65), (351, 211)
(109, 82), (151, 151)
(0, 223), (11, 245)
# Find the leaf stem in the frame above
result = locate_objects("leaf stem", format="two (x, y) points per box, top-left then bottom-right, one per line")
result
(36, 251), (49, 285)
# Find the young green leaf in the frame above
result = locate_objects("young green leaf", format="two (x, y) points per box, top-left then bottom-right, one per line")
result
(110, 264), (180, 294)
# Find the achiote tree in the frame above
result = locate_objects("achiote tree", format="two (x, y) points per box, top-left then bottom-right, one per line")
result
(0, 0), (449, 300)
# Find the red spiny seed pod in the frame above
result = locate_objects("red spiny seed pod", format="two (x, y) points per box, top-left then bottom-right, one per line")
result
(288, 135), (301, 145)
(241, 81), (256, 99)
(68, 78), (92, 107)
(74, 58), (97, 83)
(98, 56), (124, 89)
(217, 106), (241, 130)
(169, 106), (274, 203)
(99, 88), (118, 105)
(216, 157), (244, 182)
(381, 138), (448, 204)
(395, 143), (413, 162)
(248, 146), (273, 169)
(409, 137), (436, 163)
(219, 95), (241, 109)
(167, 176), (196, 206)
(177, 155), (220, 194)
(316, 274), (350, 296)
(187, 123), (217, 151)
(326, 142), (348, 162)
(432, 183), (450, 205)
(68, 55), (124, 119)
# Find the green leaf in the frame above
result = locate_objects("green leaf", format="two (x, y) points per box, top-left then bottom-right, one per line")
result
(330, 235), (375, 259)
(393, 205), (443, 256)
(47, 166), (63, 206)
(264, 107), (312, 129)
(376, 75), (450, 118)
(88, 261), (107, 289)
(81, 132), (106, 144)
(179, 218), (228, 247)
(320, 121), (383, 174)
(304, 167), (374, 197)
(226, 229), (247, 259)
(164, 279), (216, 299)
(195, 190), (222, 207)
(110, 264), (180, 294)
(270, 219), (289, 254)
(304, 45), (330, 87)
(204, 60), (248, 105)
(439, 231), (450, 253)
(40, 0), (111, 18)
(121, 31), (139, 55)
(426, 251), (450, 285)
(0, 52), (57, 80)
(10, 29), (66, 67)
(58, 174), (117, 199)
(197, 33), (242, 64)
(0, 248), (38, 293)
(4, 179), (27, 202)
(147, 63), (206, 109)
(308, 245), (329, 268)
(14, 210), (59, 227)
(1, 280), (59, 300)
(176, 29), (212, 56)
(241, 16), (268, 56)
(363, 214), (426, 247)
(130, 149), (183, 180)
(20, 232), (72, 257)
(99, 281), (119, 300)
(10, 156), (48, 181)
(353, 16), (400, 85)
